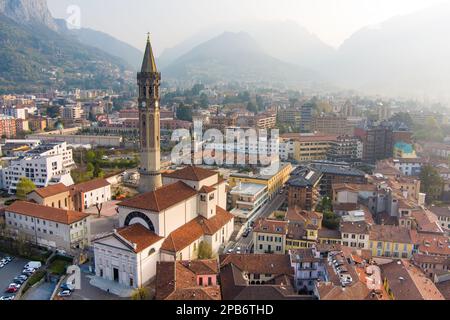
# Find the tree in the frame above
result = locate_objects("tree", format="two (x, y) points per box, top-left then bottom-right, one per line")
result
(197, 241), (213, 259)
(16, 177), (36, 200)
(93, 163), (104, 178)
(420, 165), (443, 204)
(86, 150), (96, 163)
(322, 210), (340, 230)
(131, 287), (150, 300)
(86, 162), (95, 173)
(95, 203), (103, 218)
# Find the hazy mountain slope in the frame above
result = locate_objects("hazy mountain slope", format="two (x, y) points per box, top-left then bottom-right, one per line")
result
(157, 20), (335, 72)
(162, 31), (319, 86)
(56, 21), (143, 71)
(0, 13), (131, 93)
(0, 0), (57, 30)
(0, 0), (133, 93)
(328, 3), (450, 98)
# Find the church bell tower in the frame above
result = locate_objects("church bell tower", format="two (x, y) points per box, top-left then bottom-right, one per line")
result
(137, 34), (162, 192)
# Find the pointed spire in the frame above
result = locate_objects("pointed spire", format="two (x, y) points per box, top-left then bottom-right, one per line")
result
(141, 33), (157, 73)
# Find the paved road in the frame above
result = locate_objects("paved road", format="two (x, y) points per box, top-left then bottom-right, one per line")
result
(90, 216), (119, 241)
(228, 194), (287, 254)
(62, 269), (127, 300)
(0, 254), (27, 298)
(22, 281), (55, 300)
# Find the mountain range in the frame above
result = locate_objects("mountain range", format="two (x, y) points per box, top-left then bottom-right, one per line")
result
(2, 0), (450, 99)
(162, 31), (320, 87)
(0, 0), (143, 93)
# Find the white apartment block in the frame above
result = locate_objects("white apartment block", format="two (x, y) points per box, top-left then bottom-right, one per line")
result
(4, 201), (90, 251)
(1, 142), (75, 194)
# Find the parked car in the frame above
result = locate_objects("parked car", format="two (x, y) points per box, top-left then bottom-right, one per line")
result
(0, 295), (15, 300)
(13, 279), (25, 285)
(0, 258), (7, 264)
(242, 228), (251, 238)
(0, 262), (5, 268)
(58, 290), (72, 297)
(24, 262), (41, 269)
(5, 286), (18, 294)
(227, 248), (234, 254)
(60, 283), (75, 292)
(5, 257), (12, 262)
(236, 247), (242, 254)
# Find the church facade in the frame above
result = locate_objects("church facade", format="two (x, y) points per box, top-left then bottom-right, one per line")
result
(92, 37), (234, 291)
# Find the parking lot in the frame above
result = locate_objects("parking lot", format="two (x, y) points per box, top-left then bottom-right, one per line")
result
(0, 253), (28, 299)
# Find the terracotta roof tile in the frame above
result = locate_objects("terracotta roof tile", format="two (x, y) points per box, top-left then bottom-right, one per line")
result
(7, 201), (89, 225)
(161, 207), (234, 253)
(199, 186), (216, 194)
(156, 260), (221, 300)
(219, 254), (294, 276)
(30, 183), (69, 198)
(163, 166), (217, 181)
(119, 181), (197, 212)
(116, 224), (163, 253)
(71, 178), (110, 193)
(253, 219), (288, 235)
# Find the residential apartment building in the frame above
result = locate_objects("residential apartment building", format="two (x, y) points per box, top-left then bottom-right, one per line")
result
(0, 115), (17, 138)
(4, 201), (90, 251)
(290, 248), (327, 294)
(300, 102), (314, 133)
(1, 142), (75, 194)
(369, 225), (414, 258)
(229, 183), (268, 222)
(340, 221), (370, 249)
(228, 163), (292, 200)
(280, 133), (338, 162)
(312, 115), (353, 136)
(429, 206), (450, 231)
(356, 125), (394, 164)
(27, 178), (111, 212)
(286, 166), (322, 211)
(253, 219), (288, 254)
(326, 135), (363, 163)
(62, 104), (83, 120)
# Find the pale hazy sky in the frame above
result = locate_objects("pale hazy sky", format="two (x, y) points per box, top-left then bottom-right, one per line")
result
(47, 0), (448, 55)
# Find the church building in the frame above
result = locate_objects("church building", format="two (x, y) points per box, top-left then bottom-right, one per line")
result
(92, 36), (234, 291)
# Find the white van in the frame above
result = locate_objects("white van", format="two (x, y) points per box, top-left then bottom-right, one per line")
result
(24, 261), (42, 269)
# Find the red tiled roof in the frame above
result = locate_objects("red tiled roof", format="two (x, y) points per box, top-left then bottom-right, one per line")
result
(199, 186), (216, 194)
(163, 166), (217, 181)
(7, 201), (89, 225)
(116, 224), (163, 253)
(161, 207), (234, 253)
(219, 254), (294, 276)
(253, 218), (288, 235)
(119, 181), (197, 212)
(71, 178), (110, 193)
(31, 183), (69, 198)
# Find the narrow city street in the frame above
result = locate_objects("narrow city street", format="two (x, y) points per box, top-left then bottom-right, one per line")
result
(227, 193), (287, 254)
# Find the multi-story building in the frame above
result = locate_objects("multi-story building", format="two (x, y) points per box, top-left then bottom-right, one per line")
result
(228, 163), (292, 200)
(28, 116), (47, 132)
(4, 201), (90, 251)
(312, 115), (352, 136)
(0, 115), (17, 138)
(300, 102), (314, 133)
(253, 219), (288, 254)
(340, 221), (370, 249)
(155, 259), (221, 300)
(356, 124), (394, 164)
(62, 104), (83, 120)
(369, 225), (413, 258)
(1, 142), (75, 194)
(286, 166), (322, 211)
(27, 179), (112, 212)
(280, 133), (337, 162)
(429, 206), (450, 231)
(290, 248), (327, 294)
(229, 183), (268, 222)
(294, 162), (367, 197)
(277, 107), (301, 127)
(327, 135), (363, 163)
(219, 254), (302, 300)
(391, 158), (426, 176)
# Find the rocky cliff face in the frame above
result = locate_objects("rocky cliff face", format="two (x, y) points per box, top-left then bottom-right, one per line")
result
(0, 0), (57, 30)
